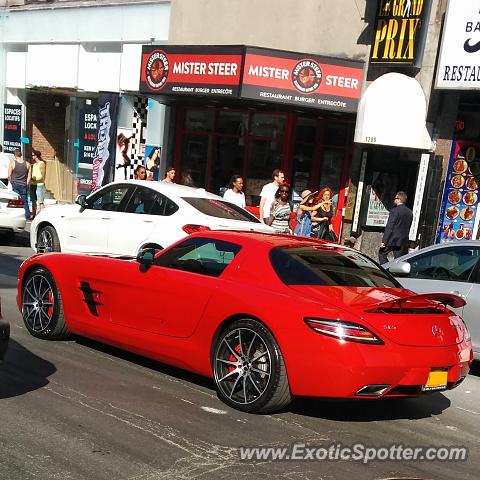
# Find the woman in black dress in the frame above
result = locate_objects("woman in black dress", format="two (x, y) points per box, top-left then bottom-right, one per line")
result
(311, 187), (336, 241)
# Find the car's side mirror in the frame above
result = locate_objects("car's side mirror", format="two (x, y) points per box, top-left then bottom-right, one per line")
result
(136, 248), (156, 268)
(385, 261), (411, 276)
(75, 194), (88, 210)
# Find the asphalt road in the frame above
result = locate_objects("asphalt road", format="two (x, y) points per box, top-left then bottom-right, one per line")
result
(1, 232), (479, 480)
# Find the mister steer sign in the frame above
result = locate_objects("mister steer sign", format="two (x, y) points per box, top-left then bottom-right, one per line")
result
(139, 46), (363, 113)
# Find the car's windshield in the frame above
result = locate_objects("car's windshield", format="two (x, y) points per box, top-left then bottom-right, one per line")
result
(270, 246), (401, 288)
(181, 197), (261, 222)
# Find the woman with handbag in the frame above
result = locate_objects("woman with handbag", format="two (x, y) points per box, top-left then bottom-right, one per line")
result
(311, 187), (338, 242)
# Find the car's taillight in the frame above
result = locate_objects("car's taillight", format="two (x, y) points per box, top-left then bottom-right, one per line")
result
(182, 224), (211, 234)
(7, 198), (25, 208)
(304, 318), (384, 345)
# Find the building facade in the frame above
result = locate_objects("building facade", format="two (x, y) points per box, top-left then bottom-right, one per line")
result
(2, 0), (476, 256)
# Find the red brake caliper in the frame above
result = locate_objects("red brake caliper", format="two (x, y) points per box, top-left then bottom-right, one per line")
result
(228, 344), (242, 374)
(47, 291), (54, 317)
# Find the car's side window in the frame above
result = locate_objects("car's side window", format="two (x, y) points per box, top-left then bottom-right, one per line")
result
(154, 237), (241, 277)
(407, 247), (480, 282)
(90, 186), (131, 212)
(124, 187), (156, 215)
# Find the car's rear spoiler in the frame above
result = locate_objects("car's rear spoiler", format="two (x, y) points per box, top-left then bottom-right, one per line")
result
(367, 292), (466, 312)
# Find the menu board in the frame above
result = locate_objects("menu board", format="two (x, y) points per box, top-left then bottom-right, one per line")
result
(436, 141), (480, 243)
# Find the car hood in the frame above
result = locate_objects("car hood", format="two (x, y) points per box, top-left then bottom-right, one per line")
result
(288, 285), (465, 347)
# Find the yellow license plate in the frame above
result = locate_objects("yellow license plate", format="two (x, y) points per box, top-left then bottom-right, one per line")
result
(422, 370), (448, 391)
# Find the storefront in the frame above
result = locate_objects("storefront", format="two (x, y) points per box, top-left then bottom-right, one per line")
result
(433, 0), (480, 242)
(139, 45), (363, 235)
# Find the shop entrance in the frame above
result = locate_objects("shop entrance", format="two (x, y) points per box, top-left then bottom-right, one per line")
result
(174, 106), (354, 236)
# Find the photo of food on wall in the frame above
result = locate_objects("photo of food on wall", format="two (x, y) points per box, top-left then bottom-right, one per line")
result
(460, 207), (475, 221)
(465, 176), (479, 191)
(448, 189), (462, 204)
(446, 206), (459, 220)
(453, 159), (468, 174)
(450, 174), (465, 189)
(468, 161), (480, 176)
(463, 191), (478, 206)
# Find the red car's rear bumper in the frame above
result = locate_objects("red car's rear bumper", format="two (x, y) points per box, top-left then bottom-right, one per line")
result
(283, 333), (473, 398)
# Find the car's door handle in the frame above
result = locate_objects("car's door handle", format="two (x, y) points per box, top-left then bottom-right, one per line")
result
(450, 290), (466, 298)
(101, 217), (111, 220)
(143, 220), (153, 223)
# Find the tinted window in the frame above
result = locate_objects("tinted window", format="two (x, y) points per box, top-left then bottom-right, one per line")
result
(155, 237), (241, 277)
(182, 197), (260, 222)
(270, 246), (400, 287)
(89, 186), (131, 212)
(407, 247), (480, 282)
(124, 187), (179, 216)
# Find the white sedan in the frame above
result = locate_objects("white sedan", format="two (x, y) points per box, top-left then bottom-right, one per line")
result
(0, 180), (27, 237)
(30, 180), (273, 255)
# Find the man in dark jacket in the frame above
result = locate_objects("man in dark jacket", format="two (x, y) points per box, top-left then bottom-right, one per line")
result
(379, 191), (413, 265)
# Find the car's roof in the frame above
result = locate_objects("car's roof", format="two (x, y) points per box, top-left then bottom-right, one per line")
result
(386, 240), (480, 264)
(101, 180), (223, 200)
(186, 230), (347, 249)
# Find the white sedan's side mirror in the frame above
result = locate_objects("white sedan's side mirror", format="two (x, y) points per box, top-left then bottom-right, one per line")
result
(385, 261), (411, 276)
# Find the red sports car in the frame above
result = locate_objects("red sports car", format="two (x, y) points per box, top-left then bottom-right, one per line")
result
(17, 232), (473, 413)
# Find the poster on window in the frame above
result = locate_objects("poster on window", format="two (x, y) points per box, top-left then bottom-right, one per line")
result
(91, 92), (120, 192)
(3, 104), (22, 153)
(144, 145), (161, 181)
(365, 172), (397, 227)
(436, 141), (480, 243)
(114, 128), (133, 182)
(77, 105), (98, 196)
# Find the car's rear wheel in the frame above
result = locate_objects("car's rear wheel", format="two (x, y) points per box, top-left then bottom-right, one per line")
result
(21, 267), (70, 340)
(37, 225), (61, 253)
(212, 319), (291, 413)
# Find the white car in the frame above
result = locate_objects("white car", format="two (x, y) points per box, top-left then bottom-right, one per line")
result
(30, 180), (273, 255)
(0, 180), (27, 237)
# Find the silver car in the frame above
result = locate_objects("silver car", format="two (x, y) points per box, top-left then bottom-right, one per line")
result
(384, 241), (480, 360)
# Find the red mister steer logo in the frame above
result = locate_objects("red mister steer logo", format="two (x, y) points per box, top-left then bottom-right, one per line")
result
(292, 59), (322, 94)
(145, 50), (169, 90)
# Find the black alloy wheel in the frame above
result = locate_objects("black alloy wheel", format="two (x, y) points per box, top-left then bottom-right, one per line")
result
(22, 267), (70, 339)
(212, 319), (291, 413)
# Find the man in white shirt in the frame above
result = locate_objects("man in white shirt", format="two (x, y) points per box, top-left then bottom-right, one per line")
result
(0, 145), (11, 186)
(259, 169), (285, 223)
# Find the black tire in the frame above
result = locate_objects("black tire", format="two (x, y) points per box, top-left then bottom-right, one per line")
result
(37, 225), (61, 253)
(212, 319), (292, 413)
(21, 267), (70, 340)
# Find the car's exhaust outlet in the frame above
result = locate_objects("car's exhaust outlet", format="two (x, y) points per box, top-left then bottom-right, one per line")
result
(355, 384), (390, 396)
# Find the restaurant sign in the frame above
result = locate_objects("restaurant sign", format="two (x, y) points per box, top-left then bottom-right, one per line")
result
(241, 47), (363, 113)
(139, 46), (243, 97)
(139, 46), (364, 113)
(370, 0), (431, 66)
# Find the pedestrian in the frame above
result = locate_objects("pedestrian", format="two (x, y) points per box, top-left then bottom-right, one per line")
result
(259, 169), (285, 223)
(29, 149), (47, 218)
(163, 166), (176, 183)
(8, 148), (31, 220)
(0, 145), (10, 186)
(294, 189), (328, 237)
(223, 174), (246, 208)
(311, 187), (337, 241)
(378, 191), (413, 265)
(134, 165), (147, 180)
(268, 185), (292, 234)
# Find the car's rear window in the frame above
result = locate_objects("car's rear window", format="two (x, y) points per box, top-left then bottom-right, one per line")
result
(270, 246), (401, 288)
(181, 197), (261, 222)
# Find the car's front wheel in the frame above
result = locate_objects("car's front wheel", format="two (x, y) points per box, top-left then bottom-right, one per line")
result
(212, 319), (292, 413)
(21, 267), (70, 340)
(37, 225), (61, 253)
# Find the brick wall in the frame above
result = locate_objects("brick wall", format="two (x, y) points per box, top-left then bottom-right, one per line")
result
(26, 91), (66, 162)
